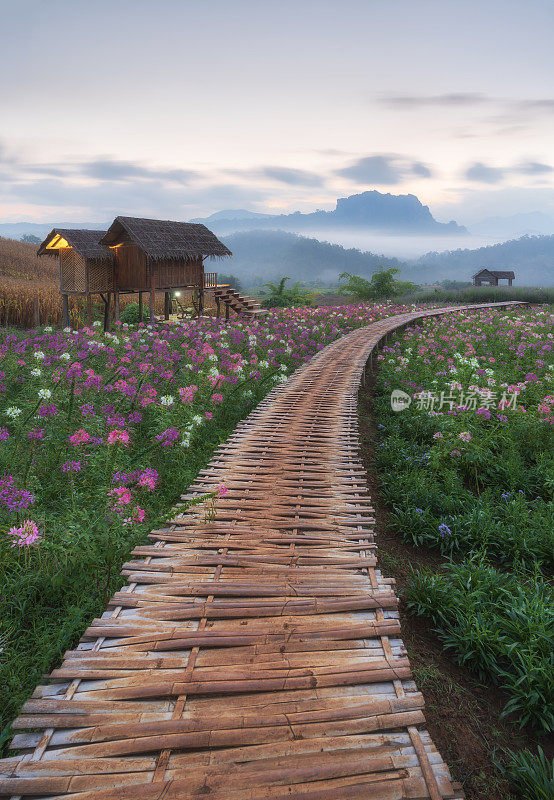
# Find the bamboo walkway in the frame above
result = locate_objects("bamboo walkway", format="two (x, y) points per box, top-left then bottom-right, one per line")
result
(0, 302), (524, 800)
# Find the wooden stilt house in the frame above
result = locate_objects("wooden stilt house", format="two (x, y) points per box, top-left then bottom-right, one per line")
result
(38, 229), (114, 327)
(99, 216), (232, 321)
(472, 268), (515, 286)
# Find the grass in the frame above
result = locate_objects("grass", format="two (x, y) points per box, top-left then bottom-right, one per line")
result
(399, 284), (554, 305)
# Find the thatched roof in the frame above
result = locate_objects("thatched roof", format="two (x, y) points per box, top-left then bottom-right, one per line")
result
(100, 216), (232, 260)
(490, 270), (515, 279)
(38, 229), (111, 260)
(472, 268), (515, 279)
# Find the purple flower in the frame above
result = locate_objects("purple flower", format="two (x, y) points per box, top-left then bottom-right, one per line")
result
(438, 523), (452, 538)
(0, 475), (35, 511)
(155, 427), (180, 447)
(38, 403), (58, 418)
(61, 460), (82, 473)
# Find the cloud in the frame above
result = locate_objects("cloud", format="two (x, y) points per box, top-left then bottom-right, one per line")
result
(411, 162), (433, 178)
(244, 166), (324, 187)
(337, 154), (434, 185)
(3, 176), (269, 220)
(83, 158), (197, 184)
(464, 159), (554, 183)
(464, 162), (505, 183)
(379, 92), (489, 109)
(515, 161), (553, 175)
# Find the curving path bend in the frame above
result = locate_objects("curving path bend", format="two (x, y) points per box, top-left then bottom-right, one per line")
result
(0, 302), (524, 800)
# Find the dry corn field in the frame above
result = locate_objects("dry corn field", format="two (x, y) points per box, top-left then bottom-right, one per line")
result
(0, 237), (188, 327)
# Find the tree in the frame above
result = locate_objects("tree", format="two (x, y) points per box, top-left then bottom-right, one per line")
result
(339, 268), (416, 300)
(218, 273), (242, 291)
(21, 234), (41, 244)
(260, 277), (317, 308)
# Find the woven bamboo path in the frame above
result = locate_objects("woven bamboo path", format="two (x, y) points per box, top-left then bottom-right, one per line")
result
(0, 302), (524, 800)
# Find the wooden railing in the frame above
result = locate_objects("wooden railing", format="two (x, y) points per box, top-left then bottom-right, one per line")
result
(204, 272), (217, 287)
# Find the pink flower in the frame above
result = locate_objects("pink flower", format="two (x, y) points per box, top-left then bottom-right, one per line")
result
(8, 519), (41, 548)
(216, 484), (227, 497)
(69, 429), (91, 445)
(432, 432), (444, 439)
(107, 429), (130, 446)
(211, 393), (224, 404)
(110, 485), (132, 506)
(137, 468), (158, 491)
(123, 506), (146, 526)
(459, 432), (472, 442)
(205, 412), (213, 420)
(178, 385), (198, 403)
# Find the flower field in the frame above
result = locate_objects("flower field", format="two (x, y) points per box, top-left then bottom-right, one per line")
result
(373, 306), (554, 733)
(0, 301), (417, 747)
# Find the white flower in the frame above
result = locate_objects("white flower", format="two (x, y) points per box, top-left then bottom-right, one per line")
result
(60, 353), (71, 361)
(191, 415), (203, 425)
(43, 326), (53, 333)
(6, 407), (22, 418)
(92, 321), (102, 328)
(63, 327), (71, 333)
(33, 351), (45, 360)
(38, 389), (52, 400)
(160, 395), (175, 406)
(30, 368), (42, 377)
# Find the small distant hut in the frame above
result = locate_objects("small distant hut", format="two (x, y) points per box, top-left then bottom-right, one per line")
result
(38, 229), (114, 326)
(100, 216), (232, 321)
(472, 268), (515, 287)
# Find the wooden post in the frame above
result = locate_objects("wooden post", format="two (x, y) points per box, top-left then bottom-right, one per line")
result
(62, 294), (69, 328)
(138, 292), (143, 323)
(198, 281), (205, 317)
(164, 291), (171, 320)
(149, 261), (156, 322)
(103, 293), (111, 332)
(86, 294), (93, 328)
(114, 292), (120, 322)
(225, 300), (230, 322)
(215, 296), (221, 319)
(33, 296), (40, 328)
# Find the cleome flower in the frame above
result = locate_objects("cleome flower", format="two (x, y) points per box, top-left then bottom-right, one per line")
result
(7, 519), (41, 548)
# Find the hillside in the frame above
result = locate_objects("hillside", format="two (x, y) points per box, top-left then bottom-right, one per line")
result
(411, 234), (554, 286)
(0, 237), (57, 282)
(222, 230), (405, 285)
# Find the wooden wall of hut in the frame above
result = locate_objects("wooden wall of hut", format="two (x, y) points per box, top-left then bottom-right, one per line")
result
(60, 248), (87, 293)
(155, 256), (203, 289)
(114, 244), (148, 290)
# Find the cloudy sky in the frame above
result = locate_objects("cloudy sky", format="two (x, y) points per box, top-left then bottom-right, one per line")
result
(1, 0), (553, 224)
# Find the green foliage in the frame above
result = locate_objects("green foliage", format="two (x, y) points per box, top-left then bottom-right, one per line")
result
(400, 285), (554, 304)
(20, 234), (41, 244)
(260, 276), (317, 308)
(439, 279), (472, 290)
(499, 746), (554, 800)
(218, 273), (242, 291)
(339, 269), (417, 300)
(371, 306), (554, 733)
(406, 560), (554, 732)
(119, 302), (141, 324)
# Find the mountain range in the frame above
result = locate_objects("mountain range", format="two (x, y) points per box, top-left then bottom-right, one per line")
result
(193, 191), (467, 235)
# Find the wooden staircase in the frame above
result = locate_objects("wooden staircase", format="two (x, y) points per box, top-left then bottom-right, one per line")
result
(214, 286), (268, 318)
